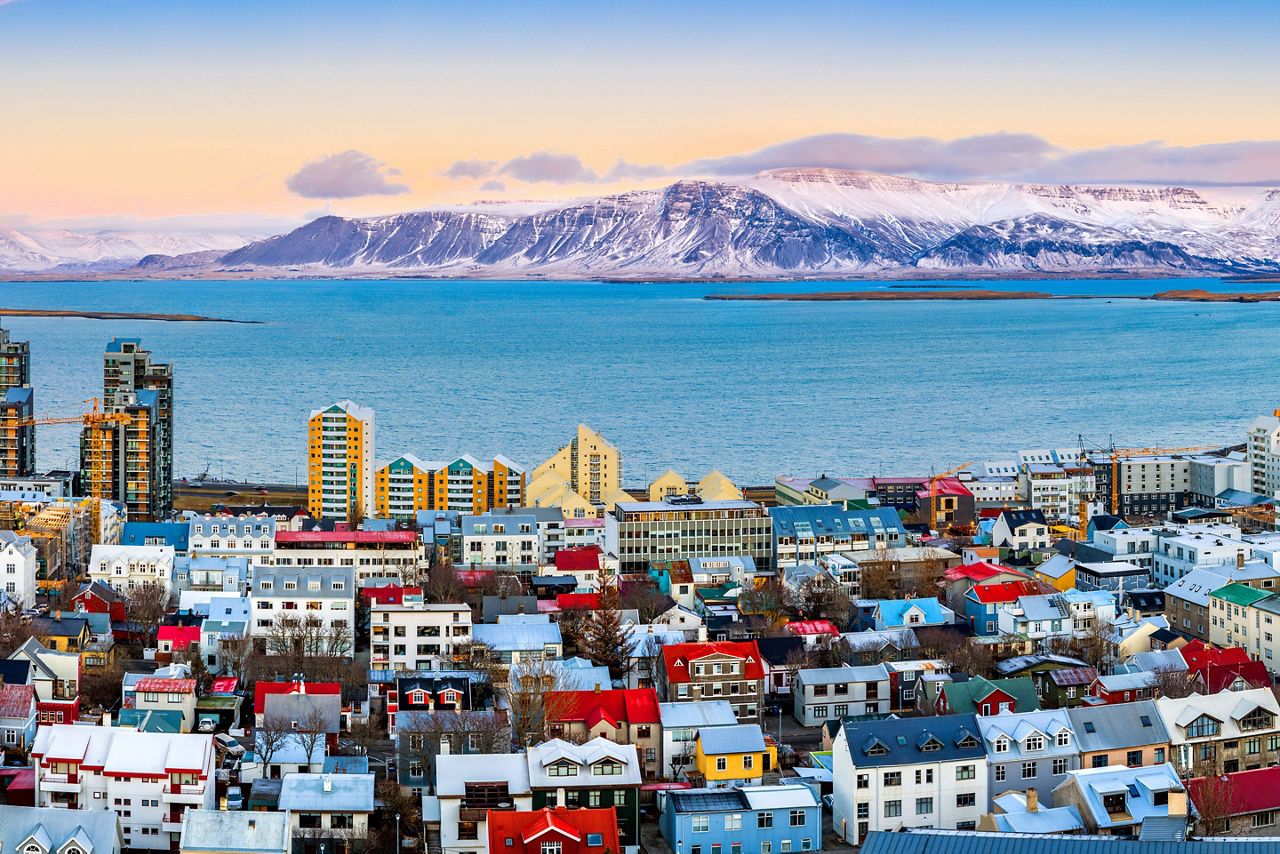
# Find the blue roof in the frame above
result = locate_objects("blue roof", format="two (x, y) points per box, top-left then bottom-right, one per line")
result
(859, 830), (1275, 854)
(699, 724), (766, 755)
(121, 522), (189, 551)
(839, 713), (983, 768)
(769, 505), (905, 541)
(105, 338), (142, 352)
(278, 772), (375, 812)
(3, 387), (31, 405)
(871, 598), (951, 628)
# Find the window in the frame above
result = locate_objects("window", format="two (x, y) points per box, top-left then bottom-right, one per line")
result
(915, 798), (933, 815)
(883, 772), (901, 787)
(1021, 761), (1036, 779)
(1252, 811), (1277, 829)
(587, 834), (604, 847)
(993, 737), (1009, 753)
(994, 765), (1005, 782)
(1247, 738), (1261, 755)
(1056, 731), (1071, 747)
(884, 800), (902, 818)
(1025, 734), (1044, 751)
(548, 760), (579, 777)
(692, 815), (710, 833)
(956, 764), (975, 781)
(542, 843), (562, 854)
(956, 793), (976, 808)
(1053, 757), (1068, 775)
(716, 757), (727, 772)
(857, 803), (869, 819)
(856, 773), (869, 789)
(789, 809), (806, 826)
(1187, 715), (1221, 738)
(725, 814), (741, 831)
(758, 811), (773, 828)
(1154, 748), (1166, 764)
(1126, 750), (1143, 767)
(761, 845), (771, 854)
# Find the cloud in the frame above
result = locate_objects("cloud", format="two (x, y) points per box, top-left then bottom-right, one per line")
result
(286, 150), (410, 199)
(479, 180), (507, 192)
(443, 159), (498, 180)
(498, 151), (599, 184)
(1025, 140), (1280, 186)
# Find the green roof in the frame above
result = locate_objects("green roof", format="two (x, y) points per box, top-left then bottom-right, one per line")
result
(196, 696), (241, 710)
(1210, 582), (1272, 607)
(116, 709), (183, 733)
(940, 675), (1040, 715)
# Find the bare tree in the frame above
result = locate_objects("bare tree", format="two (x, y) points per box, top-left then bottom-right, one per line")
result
(254, 713), (295, 777)
(857, 549), (898, 600)
(797, 573), (852, 627)
(397, 710), (508, 787)
(173, 646), (214, 695)
(294, 705), (331, 772)
(216, 632), (255, 680)
(125, 582), (174, 648)
(470, 653), (578, 749)
(0, 608), (46, 658)
(620, 581), (674, 624)
(1065, 618), (1115, 673)
(259, 613), (352, 675)
(1150, 663), (1192, 699)
(80, 660), (125, 711)
(738, 580), (794, 627)
(347, 711), (385, 756)
(422, 559), (464, 604)
(631, 634), (668, 689)
(1192, 773), (1235, 835)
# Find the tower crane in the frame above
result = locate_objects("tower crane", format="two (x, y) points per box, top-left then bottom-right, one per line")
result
(15, 398), (130, 501)
(927, 461), (973, 535)
(1096, 443), (1221, 516)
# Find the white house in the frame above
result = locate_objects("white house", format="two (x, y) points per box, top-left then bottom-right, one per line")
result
(89, 543), (176, 594)
(31, 725), (216, 850)
(831, 714), (988, 843)
(0, 530), (37, 609)
(991, 510), (1050, 551)
(370, 600), (472, 671)
(435, 753), (533, 854)
(792, 664), (892, 726)
(461, 512), (539, 569)
(248, 567), (355, 659)
(187, 514), (275, 563)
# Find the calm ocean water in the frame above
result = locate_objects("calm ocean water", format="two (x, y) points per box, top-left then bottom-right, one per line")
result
(2, 277), (1278, 485)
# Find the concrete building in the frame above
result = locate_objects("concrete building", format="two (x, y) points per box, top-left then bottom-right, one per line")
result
(1190, 454), (1252, 507)
(31, 724), (216, 850)
(1020, 462), (1094, 526)
(1247, 411), (1280, 499)
(88, 543), (176, 594)
(1093, 453), (1195, 519)
(431, 454), (526, 514)
(270, 527), (421, 586)
(533, 424), (622, 508)
(370, 600), (471, 671)
(461, 511), (539, 571)
(606, 497), (773, 575)
(660, 640), (766, 722)
(373, 453), (437, 519)
(248, 567), (355, 659)
(1151, 524), (1250, 587)
(307, 399), (375, 521)
(769, 505), (906, 568)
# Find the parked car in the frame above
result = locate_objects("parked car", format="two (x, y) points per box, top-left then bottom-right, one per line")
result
(224, 787), (243, 810)
(214, 733), (245, 759)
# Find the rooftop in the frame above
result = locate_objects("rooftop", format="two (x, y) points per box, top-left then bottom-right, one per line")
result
(278, 772), (375, 812)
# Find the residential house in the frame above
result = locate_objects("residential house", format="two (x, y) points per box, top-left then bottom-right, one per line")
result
(156, 625), (200, 663)
(840, 629), (920, 666)
(187, 513), (275, 563)
(791, 665), (891, 726)
(884, 660), (947, 715)
(242, 731), (326, 782)
(527, 738), (643, 849)
(1031, 555), (1077, 592)
(965, 581), (1043, 636)
(554, 545), (604, 590)
(935, 676), (1039, 717)
(1155, 688), (1280, 776)
(488, 807), (620, 854)
(30, 724), (216, 850)
(754, 635), (808, 698)
(179, 809), (290, 854)
(370, 600), (472, 672)
(396, 708), (507, 795)
(435, 753), (533, 854)
(992, 510), (1050, 551)
(658, 701), (737, 780)
(1036, 667), (1098, 709)
(133, 678), (198, 732)
(854, 546), (962, 597)
(9, 637), (79, 723)
(660, 785), (822, 854)
(253, 682), (343, 729)
(1049, 763), (1189, 837)
(471, 615), (563, 665)
(830, 714), (987, 842)
(977, 709), (1079, 805)
(1067, 701), (1172, 770)
(996, 594), (1075, 645)
(543, 687), (662, 780)
(864, 598), (955, 632)
(88, 543), (176, 594)
(0, 530), (37, 608)
(248, 567), (355, 659)
(462, 512), (540, 572)
(941, 562), (1027, 614)
(1187, 766), (1280, 836)
(1075, 561), (1150, 593)
(0, 682), (36, 754)
(622, 626), (688, 691)
(914, 478), (977, 532)
(386, 673), (473, 732)
(978, 787), (1085, 834)
(769, 504), (906, 567)
(0, 804), (123, 854)
(693, 724), (778, 787)
(278, 772), (375, 854)
(71, 580), (128, 625)
(660, 641), (766, 721)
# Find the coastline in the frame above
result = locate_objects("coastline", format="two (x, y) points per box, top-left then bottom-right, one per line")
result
(0, 308), (259, 323)
(703, 288), (1280, 303)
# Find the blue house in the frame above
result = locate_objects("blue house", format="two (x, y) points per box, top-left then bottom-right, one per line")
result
(661, 783), (823, 854)
(859, 598), (955, 631)
(121, 521), (190, 554)
(769, 505), (907, 567)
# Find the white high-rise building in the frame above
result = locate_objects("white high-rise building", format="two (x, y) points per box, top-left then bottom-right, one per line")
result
(1247, 411), (1280, 498)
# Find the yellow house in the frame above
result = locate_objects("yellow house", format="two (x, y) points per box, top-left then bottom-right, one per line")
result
(32, 612), (90, 655)
(1032, 554), (1076, 591)
(694, 724), (777, 786)
(533, 424), (622, 508)
(697, 470), (743, 501)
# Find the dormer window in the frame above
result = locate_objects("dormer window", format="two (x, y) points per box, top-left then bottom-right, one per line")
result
(994, 737), (1009, 753)
(441, 690), (460, 704)
(866, 743), (888, 757)
(956, 735), (979, 749)
(1187, 714), (1221, 738)
(260, 581), (273, 590)
(1056, 731), (1071, 747)
(593, 759), (623, 776)
(411, 691), (426, 705)
(548, 759), (579, 777)
(1025, 734), (1044, 751)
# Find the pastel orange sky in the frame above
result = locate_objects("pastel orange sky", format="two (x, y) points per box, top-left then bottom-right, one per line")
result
(3, 0), (1279, 225)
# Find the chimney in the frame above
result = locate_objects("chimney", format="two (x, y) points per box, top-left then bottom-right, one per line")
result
(54, 610), (61, 621)
(1237, 551), (1245, 569)
(439, 735), (451, 756)
(1168, 789), (1188, 816)
(102, 711), (112, 728)
(323, 774), (332, 793)
(1025, 788), (1038, 812)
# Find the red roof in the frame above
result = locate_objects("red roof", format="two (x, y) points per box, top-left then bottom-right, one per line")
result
(1202, 660), (1271, 693)
(546, 687), (661, 725)
(135, 678), (196, 694)
(662, 641), (764, 683)
(211, 677), (238, 694)
(945, 561), (1015, 583)
(1180, 641), (1251, 672)
(1189, 766), (1280, 817)
(785, 620), (840, 637)
(276, 530), (417, 544)
(556, 593), (602, 611)
(253, 681), (341, 715)
(0, 683), (34, 718)
(555, 546), (603, 572)
(969, 580), (1040, 604)
(457, 570), (494, 587)
(157, 625), (201, 649)
(914, 477), (973, 499)
(487, 807), (619, 854)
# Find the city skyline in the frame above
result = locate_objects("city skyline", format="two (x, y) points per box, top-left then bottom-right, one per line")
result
(2, 0), (1280, 229)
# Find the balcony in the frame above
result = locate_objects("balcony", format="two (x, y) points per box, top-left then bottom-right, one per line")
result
(162, 782), (207, 804)
(41, 771), (82, 792)
(163, 813), (186, 833)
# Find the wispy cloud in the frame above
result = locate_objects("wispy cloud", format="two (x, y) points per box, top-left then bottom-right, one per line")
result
(286, 150), (410, 199)
(443, 159), (498, 180)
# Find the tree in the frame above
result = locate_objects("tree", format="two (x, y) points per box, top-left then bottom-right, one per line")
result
(619, 581), (674, 624)
(738, 580), (793, 627)
(173, 646), (214, 696)
(0, 609), (45, 658)
(259, 613), (352, 676)
(423, 559), (464, 604)
(1151, 663), (1193, 699)
(797, 574), (852, 627)
(857, 550), (898, 600)
(80, 661), (126, 712)
(347, 711), (385, 756)
(472, 655), (578, 749)
(631, 634), (669, 690)
(125, 582), (174, 649)
(294, 705), (331, 772)
(1065, 618), (1115, 672)
(254, 713), (295, 777)
(1192, 773), (1235, 835)
(397, 710), (508, 790)
(369, 779), (421, 853)
(216, 632), (255, 680)
(580, 582), (632, 678)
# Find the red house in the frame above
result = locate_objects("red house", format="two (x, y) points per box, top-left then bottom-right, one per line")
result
(72, 581), (127, 622)
(253, 680), (342, 725)
(544, 687), (662, 778)
(555, 546), (603, 574)
(362, 583), (422, 606)
(487, 807), (619, 854)
(934, 675), (1037, 716)
(1193, 660), (1271, 694)
(661, 641), (766, 719)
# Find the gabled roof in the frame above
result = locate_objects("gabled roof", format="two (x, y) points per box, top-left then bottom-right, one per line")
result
(838, 713), (984, 768)
(662, 641), (763, 683)
(968, 580), (1041, 604)
(658, 701), (737, 729)
(997, 508), (1048, 529)
(488, 807), (619, 852)
(940, 676), (1039, 714)
(0, 683), (34, 719)
(555, 546), (603, 572)
(1067, 700), (1168, 752)
(253, 681), (342, 715)
(135, 677), (196, 694)
(278, 772), (375, 812)
(1200, 660), (1271, 693)
(785, 620), (840, 637)
(699, 724), (766, 755)
(1188, 766), (1280, 818)
(545, 687), (661, 726)
(1179, 639), (1251, 672)
(944, 561), (1019, 583)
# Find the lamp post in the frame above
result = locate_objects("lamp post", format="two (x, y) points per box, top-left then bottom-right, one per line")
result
(396, 813), (401, 853)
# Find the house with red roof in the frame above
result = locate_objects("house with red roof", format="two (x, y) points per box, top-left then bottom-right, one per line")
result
(660, 641), (765, 722)
(71, 580), (127, 623)
(156, 625), (201, 664)
(1191, 660), (1272, 695)
(541, 592), (603, 614)
(784, 620), (840, 647)
(0, 682), (37, 754)
(545, 687), (662, 779)
(913, 477), (977, 532)
(964, 579), (1046, 635)
(1188, 766), (1280, 835)
(1180, 640), (1252, 671)
(487, 806), (620, 854)
(253, 681), (342, 727)
(134, 677), (198, 732)
(941, 560), (1028, 612)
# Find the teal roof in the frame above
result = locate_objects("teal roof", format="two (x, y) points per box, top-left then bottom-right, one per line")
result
(940, 675), (1040, 715)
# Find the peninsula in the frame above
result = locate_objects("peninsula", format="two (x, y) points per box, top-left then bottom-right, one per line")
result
(0, 308), (259, 323)
(704, 288), (1280, 302)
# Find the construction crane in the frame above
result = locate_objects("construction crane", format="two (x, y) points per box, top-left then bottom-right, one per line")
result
(1101, 444), (1220, 516)
(927, 461), (973, 535)
(16, 398), (130, 501)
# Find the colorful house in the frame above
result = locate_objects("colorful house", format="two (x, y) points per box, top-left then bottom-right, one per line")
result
(936, 676), (1039, 717)
(660, 784), (822, 854)
(693, 723), (777, 787)
(545, 687), (662, 781)
(964, 581), (1043, 635)
(487, 807), (620, 854)
(0, 683), (37, 754)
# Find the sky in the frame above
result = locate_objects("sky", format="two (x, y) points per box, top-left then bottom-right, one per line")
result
(3, 0), (1280, 229)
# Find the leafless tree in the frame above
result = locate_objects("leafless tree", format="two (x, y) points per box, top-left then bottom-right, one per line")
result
(1192, 773), (1235, 835)
(631, 634), (668, 689)
(797, 573), (852, 626)
(397, 710), (508, 787)
(738, 580), (794, 627)
(294, 705), (331, 772)
(216, 632), (255, 680)
(254, 713), (295, 777)
(423, 559), (464, 604)
(347, 711), (385, 756)
(173, 646), (214, 695)
(125, 582), (174, 648)
(469, 653), (578, 749)
(259, 613), (352, 675)
(620, 581), (673, 624)
(0, 608), (46, 658)
(1150, 663), (1193, 699)
(857, 549), (899, 600)
(80, 660), (125, 711)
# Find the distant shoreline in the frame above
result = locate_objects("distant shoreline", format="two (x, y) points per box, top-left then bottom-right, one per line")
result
(0, 308), (259, 323)
(704, 288), (1280, 303)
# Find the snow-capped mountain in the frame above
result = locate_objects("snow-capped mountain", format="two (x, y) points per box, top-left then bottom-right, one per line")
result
(27, 168), (1280, 277)
(0, 224), (278, 273)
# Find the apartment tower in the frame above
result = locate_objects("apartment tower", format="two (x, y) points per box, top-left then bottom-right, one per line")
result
(308, 399), (375, 520)
(0, 324), (34, 477)
(533, 424), (621, 507)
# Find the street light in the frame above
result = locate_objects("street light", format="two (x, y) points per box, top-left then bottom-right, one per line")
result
(396, 813), (401, 853)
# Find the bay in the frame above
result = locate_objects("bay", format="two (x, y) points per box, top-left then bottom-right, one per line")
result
(2, 276), (1278, 485)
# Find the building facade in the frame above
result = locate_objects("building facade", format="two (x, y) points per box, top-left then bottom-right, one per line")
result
(607, 498), (773, 575)
(369, 601), (471, 671)
(307, 399), (375, 521)
(533, 424), (621, 508)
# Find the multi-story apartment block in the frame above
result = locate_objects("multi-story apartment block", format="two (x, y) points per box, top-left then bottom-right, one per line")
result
(31, 724), (216, 850)
(606, 497), (773, 575)
(370, 600), (471, 671)
(374, 453), (436, 519)
(1156, 687), (1280, 776)
(791, 664), (891, 726)
(88, 543), (176, 593)
(1093, 453), (1196, 518)
(307, 399), (375, 521)
(248, 566), (355, 658)
(271, 527), (421, 585)
(1190, 454), (1251, 507)
(187, 514), (275, 564)
(1164, 563), (1279, 643)
(659, 641), (766, 722)
(661, 784), (822, 854)
(977, 709), (1079, 804)
(86, 338), (173, 521)
(1208, 583), (1280, 668)
(0, 324), (30, 392)
(1152, 524), (1249, 587)
(533, 424), (621, 508)
(1247, 411), (1280, 499)
(831, 714), (988, 843)
(1020, 462), (1095, 525)
(769, 505), (906, 568)
(1090, 526), (1161, 571)
(431, 454), (527, 514)
(0, 530), (37, 607)
(0, 386), (34, 480)
(461, 512), (539, 571)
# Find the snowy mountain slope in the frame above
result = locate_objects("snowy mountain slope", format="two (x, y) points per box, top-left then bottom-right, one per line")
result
(0, 224), (278, 272)
(29, 168), (1280, 277)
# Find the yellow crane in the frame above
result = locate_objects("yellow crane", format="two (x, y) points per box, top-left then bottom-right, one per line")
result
(16, 398), (130, 501)
(1104, 445), (1220, 516)
(927, 461), (973, 534)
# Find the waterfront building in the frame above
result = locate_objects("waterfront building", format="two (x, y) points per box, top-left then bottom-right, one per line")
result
(0, 325), (34, 479)
(648, 469), (743, 502)
(1247, 410), (1280, 499)
(533, 424), (622, 508)
(432, 454), (526, 514)
(1093, 452), (1195, 518)
(606, 497), (772, 575)
(769, 505), (906, 568)
(775, 474), (877, 506)
(373, 453), (437, 519)
(307, 399), (375, 521)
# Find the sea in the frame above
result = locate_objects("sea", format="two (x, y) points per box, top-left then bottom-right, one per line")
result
(3, 276), (1279, 486)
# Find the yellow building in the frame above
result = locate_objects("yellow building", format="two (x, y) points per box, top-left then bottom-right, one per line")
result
(1032, 555), (1077, 591)
(308, 399), (375, 520)
(697, 470), (743, 501)
(694, 724), (778, 786)
(648, 470), (689, 501)
(648, 469), (742, 502)
(374, 454), (438, 520)
(430, 454), (526, 514)
(527, 468), (599, 519)
(533, 424), (621, 508)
